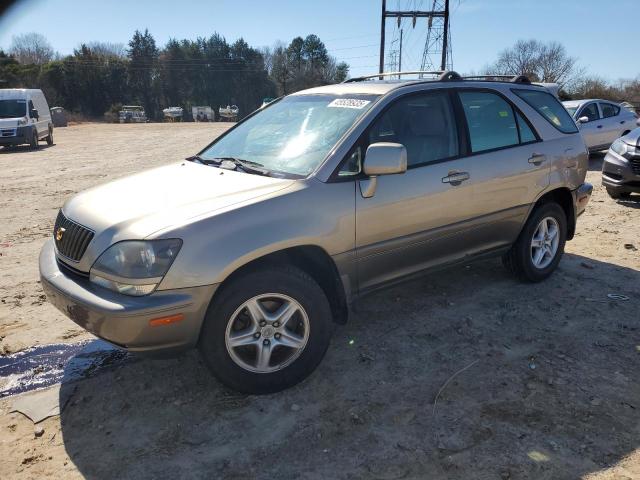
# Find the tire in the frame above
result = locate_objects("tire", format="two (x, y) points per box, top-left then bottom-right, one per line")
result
(29, 128), (39, 150)
(46, 126), (53, 146)
(502, 202), (567, 283)
(199, 265), (333, 394)
(606, 187), (631, 200)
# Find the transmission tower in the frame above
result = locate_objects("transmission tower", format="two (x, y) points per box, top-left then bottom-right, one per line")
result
(419, 0), (452, 73)
(379, 0), (451, 74)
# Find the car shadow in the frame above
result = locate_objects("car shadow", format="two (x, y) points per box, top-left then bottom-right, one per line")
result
(58, 253), (640, 479)
(615, 195), (640, 209)
(0, 143), (55, 154)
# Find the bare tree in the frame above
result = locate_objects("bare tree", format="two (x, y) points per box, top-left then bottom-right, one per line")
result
(84, 41), (126, 58)
(488, 39), (581, 87)
(9, 32), (54, 64)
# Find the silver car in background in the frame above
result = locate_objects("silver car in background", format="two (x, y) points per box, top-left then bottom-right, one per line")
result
(563, 99), (637, 151)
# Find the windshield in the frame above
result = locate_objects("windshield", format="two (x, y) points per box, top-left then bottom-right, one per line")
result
(0, 99), (27, 119)
(564, 106), (578, 117)
(199, 94), (379, 176)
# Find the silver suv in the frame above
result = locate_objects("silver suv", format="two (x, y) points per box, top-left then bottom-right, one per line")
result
(40, 72), (592, 394)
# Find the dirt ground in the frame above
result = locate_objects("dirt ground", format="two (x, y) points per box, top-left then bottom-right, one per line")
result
(0, 123), (639, 479)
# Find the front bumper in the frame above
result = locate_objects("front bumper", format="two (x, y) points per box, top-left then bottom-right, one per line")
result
(39, 239), (217, 353)
(602, 150), (640, 193)
(0, 126), (31, 146)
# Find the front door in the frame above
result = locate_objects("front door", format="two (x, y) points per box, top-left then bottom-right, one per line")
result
(577, 102), (604, 149)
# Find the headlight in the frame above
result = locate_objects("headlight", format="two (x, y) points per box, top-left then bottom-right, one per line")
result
(17, 117), (28, 126)
(610, 138), (634, 158)
(90, 239), (182, 296)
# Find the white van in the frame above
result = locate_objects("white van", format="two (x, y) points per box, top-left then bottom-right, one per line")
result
(0, 89), (53, 149)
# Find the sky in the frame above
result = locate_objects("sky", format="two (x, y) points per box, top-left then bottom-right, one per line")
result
(0, 0), (637, 82)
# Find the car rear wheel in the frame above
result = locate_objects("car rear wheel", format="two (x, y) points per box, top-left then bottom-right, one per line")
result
(199, 265), (333, 394)
(502, 202), (567, 282)
(606, 187), (631, 199)
(46, 127), (54, 146)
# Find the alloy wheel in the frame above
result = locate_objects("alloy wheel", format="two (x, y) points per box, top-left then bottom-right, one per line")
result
(530, 216), (560, 269)
(224, 293), (310, 373)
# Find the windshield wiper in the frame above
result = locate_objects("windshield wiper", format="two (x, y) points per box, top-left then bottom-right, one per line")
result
(186, 155), (271, 176)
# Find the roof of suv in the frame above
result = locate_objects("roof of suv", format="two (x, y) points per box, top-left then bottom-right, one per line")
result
(290, 71), (546, 97)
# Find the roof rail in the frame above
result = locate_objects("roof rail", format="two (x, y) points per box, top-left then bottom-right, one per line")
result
(462, 74), (531, 84)
(344, 70), (462, 83)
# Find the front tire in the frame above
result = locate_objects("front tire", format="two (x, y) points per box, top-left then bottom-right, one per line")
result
(502, 202), (567, 282)
(29, 128), (39, 150)
(199, 265), (333, 394)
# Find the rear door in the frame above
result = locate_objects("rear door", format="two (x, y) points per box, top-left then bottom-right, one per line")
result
(452, 88), (550, 249)
(599, 102), (626, 144)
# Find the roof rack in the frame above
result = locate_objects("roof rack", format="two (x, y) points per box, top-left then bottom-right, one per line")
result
(462, 74), (531, 84)
(344, 70), (463, 83)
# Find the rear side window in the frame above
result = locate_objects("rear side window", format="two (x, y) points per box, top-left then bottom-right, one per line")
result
(512, 89), (579, 134)
(516, 112), (536, 143)
(600, 103), (620, 118)
(458, 91), (519, 153)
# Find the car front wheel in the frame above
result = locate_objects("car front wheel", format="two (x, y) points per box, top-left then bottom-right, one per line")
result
(503, 202), (567, 282)
(199, 265), (333, 394)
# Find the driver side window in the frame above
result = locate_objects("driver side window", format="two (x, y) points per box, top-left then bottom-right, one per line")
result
(580, 103), (600, 122)
(338, 90), (458, 175)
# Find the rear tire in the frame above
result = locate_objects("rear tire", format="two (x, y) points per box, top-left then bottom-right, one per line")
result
(606, 187), (631, 199)
(46, 127), (53, 146)
(502, 202), (567, 282)
(199, 265), (333, 394)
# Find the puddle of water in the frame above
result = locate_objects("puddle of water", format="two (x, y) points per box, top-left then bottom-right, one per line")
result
(0, 340), (132, 398)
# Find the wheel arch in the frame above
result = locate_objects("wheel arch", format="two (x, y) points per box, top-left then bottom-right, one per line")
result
(208, 245), (350, 326)
(531, 187), (575, 239)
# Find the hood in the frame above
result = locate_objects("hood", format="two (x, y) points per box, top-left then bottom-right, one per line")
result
(621, 127), (640, 146)
(63, 161), (295, 240)
(0, 118), (22, 128)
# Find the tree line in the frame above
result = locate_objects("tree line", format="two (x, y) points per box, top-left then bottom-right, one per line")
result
(485, 39), (640, 105)
(0, 31), (349, 120)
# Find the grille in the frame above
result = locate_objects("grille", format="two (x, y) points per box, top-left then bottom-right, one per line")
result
(53, 211), (94, 262)
(630, 157), (640, 175)
(1, 128), (16, 137)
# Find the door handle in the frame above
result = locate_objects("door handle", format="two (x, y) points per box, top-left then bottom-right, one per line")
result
(442, 172), (470, 185)
(621, 120), (626, 124)
(528, 153), (546, 165)
(597, 125), (603, 129)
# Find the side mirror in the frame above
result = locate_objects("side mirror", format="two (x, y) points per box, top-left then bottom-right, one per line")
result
(31, 108), (39, 120)
(578, 116), (589, 124)
(360, 142), (407, 198)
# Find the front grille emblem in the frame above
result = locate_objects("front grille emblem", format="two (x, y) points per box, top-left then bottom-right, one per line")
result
(55, 227), (66, 242)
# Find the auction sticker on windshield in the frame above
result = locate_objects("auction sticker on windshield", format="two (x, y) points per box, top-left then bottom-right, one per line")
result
(328, 98), (371, 109)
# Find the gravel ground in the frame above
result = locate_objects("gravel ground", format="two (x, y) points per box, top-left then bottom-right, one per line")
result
(0, 123), (639, 479)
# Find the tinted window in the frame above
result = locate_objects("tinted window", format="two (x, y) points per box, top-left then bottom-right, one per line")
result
(580, 103), (600, 122)
(516, 111), (537, 143)
(459, 91), (519, 153)
(368, 91), (458, 167)
(513, 89), (579, 134)
(600, 103), (620, 118)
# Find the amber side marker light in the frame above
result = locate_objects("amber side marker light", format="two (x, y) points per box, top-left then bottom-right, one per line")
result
(149, 313), (185, 327)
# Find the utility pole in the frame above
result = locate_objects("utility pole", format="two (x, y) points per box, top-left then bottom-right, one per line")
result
(379, 0), (450, 73)
(398, 28), (403, 74)
(379, 0), (386, 75)
(440, 0), (449, 70)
